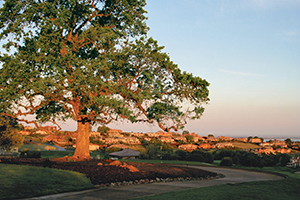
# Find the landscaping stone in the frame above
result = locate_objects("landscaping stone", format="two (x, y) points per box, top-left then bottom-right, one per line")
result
(0, 158), (219, 186)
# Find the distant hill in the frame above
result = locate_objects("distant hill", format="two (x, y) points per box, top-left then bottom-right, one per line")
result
(231, 142), (260, 149)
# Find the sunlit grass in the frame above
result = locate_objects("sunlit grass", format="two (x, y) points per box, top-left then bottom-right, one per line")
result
(130, 178), (300, 200)
(231, 142), (260, 149)
(0, 164), (94, 199)
(121, 159), (217, 166)
(129, 161), (300, 200)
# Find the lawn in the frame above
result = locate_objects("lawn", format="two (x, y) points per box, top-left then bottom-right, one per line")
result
(121, 159), (216, 166)
(41, 150), (74, 158)
(130, 164), (300, 200)
(19, 143), (62, 151)
(130, 178), (300, 200)
(0, 163), (94, 200)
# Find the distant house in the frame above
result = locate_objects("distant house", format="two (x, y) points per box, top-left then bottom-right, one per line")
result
(19, 130), (31, 135)
(275, 148), (291, 154)
(130, 132), (144, 138)
(146, 132), (159, 137)
(214, 143), (234, 149)
(198, 143), (213, 149)
(218, 136), (233, 141)
(90, 132), (102, 137)
(109, 149), (140, 159)
(272, 140), (287, 148)
(160, 137), (175, 143)
(174, 136), (187, 142)
(72, 143), (102, 151)
(249, 138), (262, 144)
(178, 144), (198, 152)
(35, 130), (48, 135)
(117, 136), (140, 144)
(287, 157), (300, 168)
(235, 137), (247, 143)
(157, 131), (172, 137)
(107, 129), (123, 137)
(104, 138), (119, 144)
(254, 147), (274, 154)
(260, 142), (272, 147)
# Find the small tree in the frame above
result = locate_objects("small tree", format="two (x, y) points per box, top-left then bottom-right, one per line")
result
(97, 125), (110, 136)
(144, 144), (160, 159)
(185, 135), (194, 144)
(182, 130), (189, 135)
(0, 116), (24, 151)
(220, 157), (233, 167)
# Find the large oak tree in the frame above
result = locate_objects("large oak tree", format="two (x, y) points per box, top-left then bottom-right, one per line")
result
(0, 0), (209, 159)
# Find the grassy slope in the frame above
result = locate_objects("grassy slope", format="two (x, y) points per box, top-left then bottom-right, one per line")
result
(0, 164), (94, 200)
(130, 164), (300, 200)
(130, 178), (300, 200)
(231, 142), (260, 149)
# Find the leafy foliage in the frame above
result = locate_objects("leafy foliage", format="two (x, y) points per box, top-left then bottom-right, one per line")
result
(0, 116), (23, 151)
(0, 0), (209, 131)
(220, 157), (233, 167)
(97, 125), (110, 135)
(0, 0), (209, 158)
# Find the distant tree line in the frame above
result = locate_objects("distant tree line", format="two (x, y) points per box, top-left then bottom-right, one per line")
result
(139, 147), (291, 168)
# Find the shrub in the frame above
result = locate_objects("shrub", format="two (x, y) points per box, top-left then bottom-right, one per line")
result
(105, 147), (122, 153)
(278, 153), (291, 167)
(186, 150), (214, 163)
(220, 157), (233, 166)
(20, 150), (41, 158)
(175, 150), (187, 160)
(186, 153), (204, 162)
(145, 144), (160, 159)
(161, 151), (179, 160)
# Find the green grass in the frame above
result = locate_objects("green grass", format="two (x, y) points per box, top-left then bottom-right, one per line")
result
(130, 178), (300, 200)
(41, 150), (74, 158)
(253, 166), (300, 179)
(0, 164), (94, 200)
(121, 159), (217, 166)
(230, 142), (260, 149)
(129, 163), (300, 200)
(19, 143), (62, 151)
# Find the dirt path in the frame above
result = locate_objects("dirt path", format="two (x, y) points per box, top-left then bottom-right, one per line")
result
(24, 166), (284, 200)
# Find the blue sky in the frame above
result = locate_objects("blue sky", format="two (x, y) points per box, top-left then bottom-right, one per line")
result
(109, 0), (300, 138)
(1, 1), (299, 138)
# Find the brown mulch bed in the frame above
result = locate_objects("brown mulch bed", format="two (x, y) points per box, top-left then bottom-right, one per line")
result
(0, 158), (219, 185)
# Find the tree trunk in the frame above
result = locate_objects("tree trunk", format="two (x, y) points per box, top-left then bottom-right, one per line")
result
(73, 120), (91, 160)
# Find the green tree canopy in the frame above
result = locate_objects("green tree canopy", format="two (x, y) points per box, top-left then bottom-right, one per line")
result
(0, 116), (24, 151)
(97, 125), (110, 135)
(185, 135), (194, 144)
(0, 0), (209, 159)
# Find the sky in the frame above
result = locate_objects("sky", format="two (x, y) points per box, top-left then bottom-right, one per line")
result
(1, 0), (299, 139)
(108, 0), (300, 139)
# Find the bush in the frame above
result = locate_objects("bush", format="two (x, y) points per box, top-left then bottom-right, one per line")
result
(278, 153), (291, 167)
(105, 147), (122, 153)
(214, 149), (236, 160)
(186, 150), (214, 163)
(175, 150), (187, 160)
(161, 151), (179, 160)
(20, 150), (41, 158)
(220, 157), (233, 166)
(186, 153), (204, 162)
(139, 144), (160, 160)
